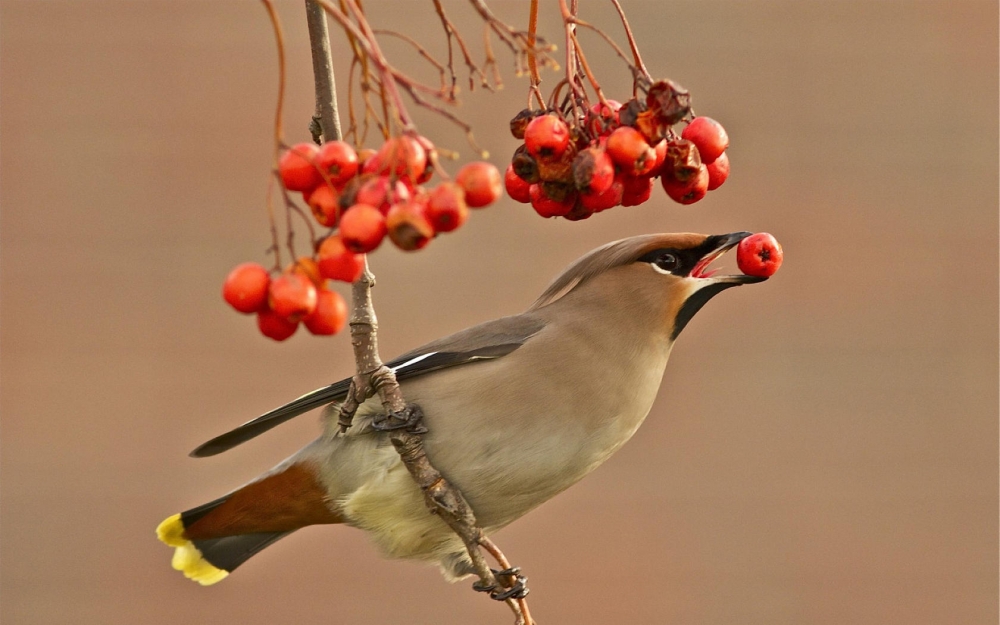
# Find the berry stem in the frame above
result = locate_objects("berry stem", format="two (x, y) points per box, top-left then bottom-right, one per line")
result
(526, 0), (545, 109)
(607, 0), (651, 83)
(430, 0), (489, 94)
(260, 0), (286, 270)
(559, 0), (585, 120)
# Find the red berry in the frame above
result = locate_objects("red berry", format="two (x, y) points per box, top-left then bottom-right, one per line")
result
(257, 308), (299, 341)
(456, 161), (502, 208)
(572, 147), (615, 196)
(357, 147), (377, 171)
(355, 176), (411, 215)
(588, 100), (622, 136)
(580, 178), (623, 212)
(606, 127), (656, 176)
(529, 184), (575, 218)
(650, 139), (667, 174)
(706, 151), (730, 190)
(661, 163), (709, 205)
(425, 182), (468, 233)
(317, 235), (365, 282)
(621, 175), (654, 207)
(373, 136), (426, 183)
(290, 256), (323, 287)
(509, 109), (540, 139)
(524, 114), (571, 159)
(414, 136), (437, 184)
(339, 204), (387, 253)
(307, 183), (340, 227)
(303, 289), (348, 335)
(316, 141), (359, 186)
(737, 232), (783, 277)
(223, 262), (271, 314)
(386, 202), (435, 251)
(505, 164), (531, 203)
(268, 273), (318, 320)
(279, 143), (322, 192)
(681, 117), (729, 164)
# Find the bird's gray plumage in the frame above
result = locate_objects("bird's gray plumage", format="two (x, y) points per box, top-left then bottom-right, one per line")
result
(168, 232), (768, 583)
(191, 314), (547, 457)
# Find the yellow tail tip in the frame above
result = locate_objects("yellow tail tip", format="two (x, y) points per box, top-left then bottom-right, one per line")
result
(156, 514), (188, 548)
(156, 514), (229, 586)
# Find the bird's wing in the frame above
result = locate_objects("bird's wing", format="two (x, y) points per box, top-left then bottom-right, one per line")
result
(189, 314), (546, 457)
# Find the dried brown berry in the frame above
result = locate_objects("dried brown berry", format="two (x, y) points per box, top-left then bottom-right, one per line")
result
(645, 79), (692, 126)
(572, 147), (615, 196)
(511, 145), (541, 184)
(509, 108), (541, 140)
(664, 139), (703, 183)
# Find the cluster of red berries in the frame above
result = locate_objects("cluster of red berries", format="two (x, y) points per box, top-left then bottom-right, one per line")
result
(736, 232), (783, 278)
(222, 135), (502, 341)
(279, 136), (501, 252)
(222, 258), (349, 341)
(504, 80), (731, 219)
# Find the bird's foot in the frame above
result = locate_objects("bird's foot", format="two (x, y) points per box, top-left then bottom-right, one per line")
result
(371, 403), (428, 434)
(472, 567), (529, 601)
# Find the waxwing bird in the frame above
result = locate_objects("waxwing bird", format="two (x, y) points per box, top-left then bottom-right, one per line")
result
(157, 232), (767, 585)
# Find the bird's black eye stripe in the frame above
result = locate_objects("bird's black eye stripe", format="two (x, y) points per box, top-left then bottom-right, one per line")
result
(654, 252), (679, 271)
(638, 247), (691, 275)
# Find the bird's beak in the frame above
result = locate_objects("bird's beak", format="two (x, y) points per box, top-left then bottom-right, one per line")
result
(688, 231), (768, 285)
(670, 232), (767, 340)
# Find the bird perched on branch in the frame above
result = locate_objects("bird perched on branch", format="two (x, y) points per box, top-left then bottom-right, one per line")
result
(157, 231), (768, 586)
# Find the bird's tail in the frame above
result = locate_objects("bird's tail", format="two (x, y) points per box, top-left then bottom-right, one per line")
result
(156, 507), (291, 585)
(156, 461), (341, 585)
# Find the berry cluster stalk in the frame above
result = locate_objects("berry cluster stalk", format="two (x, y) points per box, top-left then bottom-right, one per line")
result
(302, 3), (533, 623)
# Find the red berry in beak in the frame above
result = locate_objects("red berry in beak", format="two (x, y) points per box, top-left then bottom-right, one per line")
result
(737, 232), (783, 277)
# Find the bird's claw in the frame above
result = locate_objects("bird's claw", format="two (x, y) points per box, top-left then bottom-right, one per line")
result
(371, 404), (428, 434)
(471, 567), (529, 601)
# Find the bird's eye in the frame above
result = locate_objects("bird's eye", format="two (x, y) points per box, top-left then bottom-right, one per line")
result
(654, 253), (679, 271)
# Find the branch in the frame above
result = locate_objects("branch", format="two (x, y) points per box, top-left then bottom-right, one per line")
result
(301, 2), (533, 622)
(306, 0), (343, 142)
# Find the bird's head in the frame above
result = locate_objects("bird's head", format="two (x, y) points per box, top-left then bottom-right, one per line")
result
(531, 232), (767, 340)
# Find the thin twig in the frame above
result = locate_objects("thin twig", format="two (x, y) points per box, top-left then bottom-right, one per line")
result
(568, 18), (636, 72)
(570, 30), (606, 106)
(608, 0), (651, 82)
(260, 0), (287, 269)
(264, 172), (283, 271)
(373, 28), (451, 97)
(526, 0), (544, 108)
(431, 0), (490, 93)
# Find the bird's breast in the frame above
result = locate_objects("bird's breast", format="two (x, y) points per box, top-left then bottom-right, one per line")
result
(399, 325), (671, 528)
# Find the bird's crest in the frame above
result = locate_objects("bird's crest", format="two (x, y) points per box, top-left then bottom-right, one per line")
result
(529, 233), (708, 310)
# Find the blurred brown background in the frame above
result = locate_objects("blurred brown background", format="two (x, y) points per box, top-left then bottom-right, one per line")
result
(1, 1), (996, 623)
